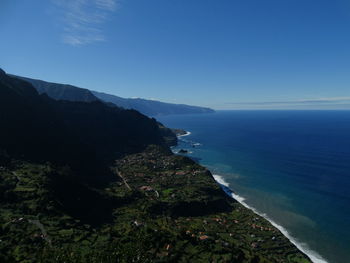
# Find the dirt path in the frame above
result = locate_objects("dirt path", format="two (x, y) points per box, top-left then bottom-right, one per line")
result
(28, 219), (52, 246)
(114, 168), (132, 191)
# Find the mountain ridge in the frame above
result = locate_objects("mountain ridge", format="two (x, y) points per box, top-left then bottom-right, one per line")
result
(13, 76), (99, 103)
(0, 68), (310, 262)
(92, 90), (215, 116)
(1, 69), (172, 180)
(14, 75), (215, 116)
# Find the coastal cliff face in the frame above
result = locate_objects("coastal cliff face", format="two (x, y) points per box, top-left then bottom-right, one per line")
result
(0, 69), (168, 170)
(0, 69), (310, 262)
(92, 90), (215, 117)
(13, 76), (99, 103)
(12, 75), (215, 117)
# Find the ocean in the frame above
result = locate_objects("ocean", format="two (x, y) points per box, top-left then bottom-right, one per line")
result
(157, 110), (350, 263)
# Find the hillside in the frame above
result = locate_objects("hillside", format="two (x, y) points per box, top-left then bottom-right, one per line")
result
(1, 69), (171, 180)
(92, 90), (215, 116)
(13, 76), (99, 102)
(0, 146), (311, 263)
(13, 75), (214, 116)
(0, 68), (310, 263)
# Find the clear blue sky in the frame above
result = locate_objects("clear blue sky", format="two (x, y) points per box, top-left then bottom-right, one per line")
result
(1, 0), (350, 109)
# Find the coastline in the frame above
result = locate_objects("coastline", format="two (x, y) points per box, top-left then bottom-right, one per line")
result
(212, 174), (327, 263)
(175, 130), (328, 263)
(177, 131), (192, 137)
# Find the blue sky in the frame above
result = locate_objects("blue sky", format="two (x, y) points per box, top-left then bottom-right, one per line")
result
(1, 0), (350, 109)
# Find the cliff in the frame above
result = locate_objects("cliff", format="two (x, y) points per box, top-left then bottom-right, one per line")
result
(14, 76), (99, 103)
(92, 90), (215, 116)
(11, 75), (215, 116)
(0, 68), (310, 262)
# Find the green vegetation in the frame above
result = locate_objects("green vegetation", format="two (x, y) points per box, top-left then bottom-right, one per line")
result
(0, 147), (311, 262)
(0, 69), (310, 262)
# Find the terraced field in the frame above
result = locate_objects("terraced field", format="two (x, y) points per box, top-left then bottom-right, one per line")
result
(0, 146), (311, 262)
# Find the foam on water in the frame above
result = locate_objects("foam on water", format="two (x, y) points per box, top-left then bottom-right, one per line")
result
(212, 174), (328, 263)
(159, 111), (350, 263)
(178, 131), (191, 137)
(173, 150), (193, 154)
(174, 129), (328, 262)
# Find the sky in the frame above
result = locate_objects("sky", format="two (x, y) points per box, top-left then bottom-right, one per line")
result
(1, 0), (350, 110)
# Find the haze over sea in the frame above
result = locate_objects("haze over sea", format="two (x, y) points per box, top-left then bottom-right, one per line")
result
(158, 110), (350, 263)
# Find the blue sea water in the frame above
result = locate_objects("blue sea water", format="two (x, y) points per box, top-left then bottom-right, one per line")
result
(157, 111), (350, 263)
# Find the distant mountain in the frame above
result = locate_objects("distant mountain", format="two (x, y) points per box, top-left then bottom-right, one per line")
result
(1, 69), (171, 177)
(92, 91), (215, 116)
(14, 76), (99, 102)
(14, 75), (214, 116)
(0, 68), (311, 263)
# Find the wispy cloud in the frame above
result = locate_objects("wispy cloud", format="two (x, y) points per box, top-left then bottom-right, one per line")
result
(298, 97), (350, 103)
(52, 0), (119, 46)
(225, 97), (350, 109)
(95, 0), (117, 11)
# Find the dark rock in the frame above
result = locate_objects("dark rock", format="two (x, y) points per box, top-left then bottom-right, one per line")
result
(0, 68), (6, 76)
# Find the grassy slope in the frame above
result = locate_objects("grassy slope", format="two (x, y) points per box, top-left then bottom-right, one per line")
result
(0, 146), (311, 263)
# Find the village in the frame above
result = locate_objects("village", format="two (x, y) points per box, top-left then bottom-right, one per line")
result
(0, 145), (311, 262)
